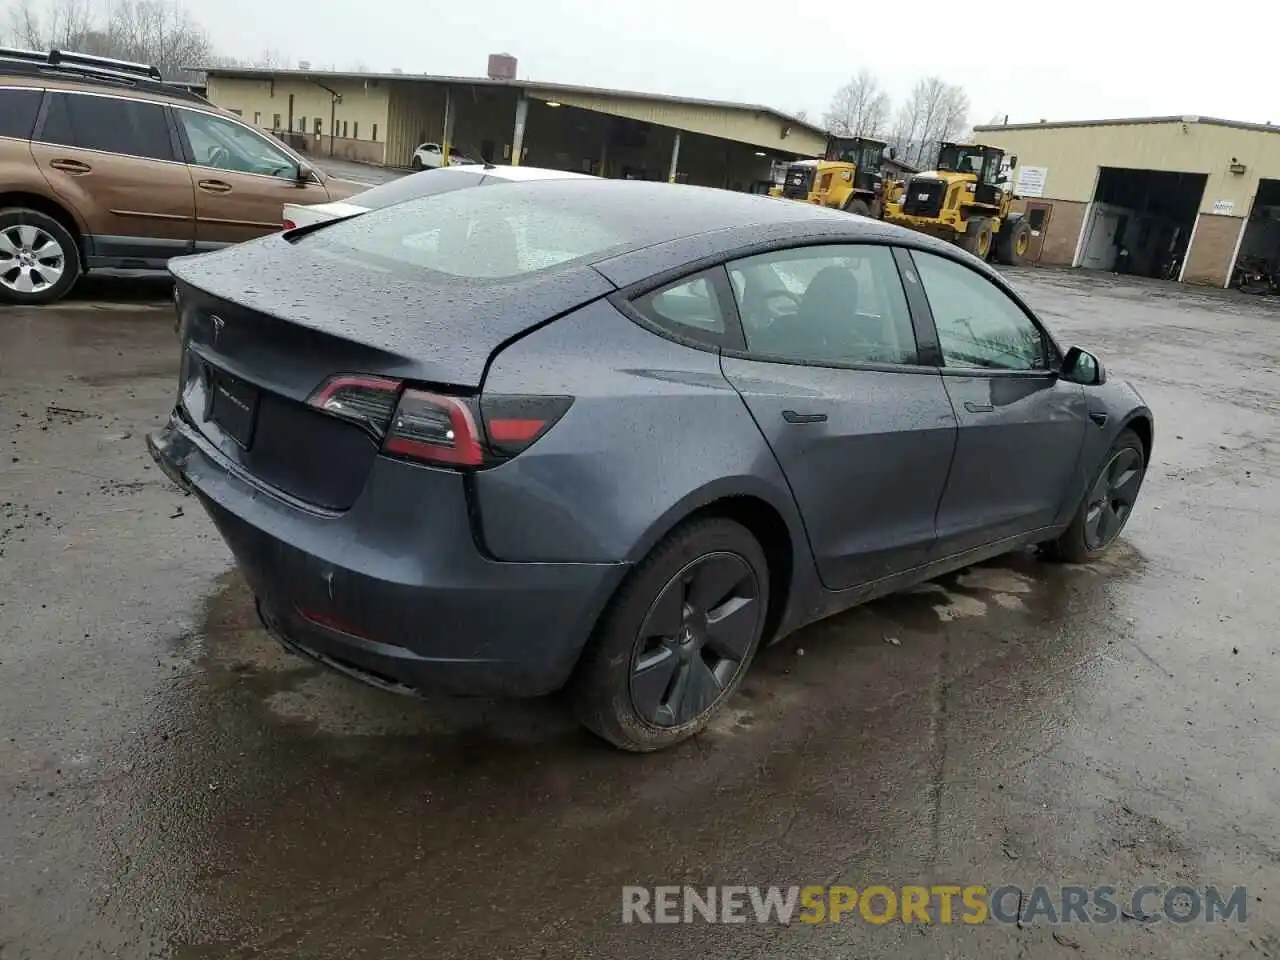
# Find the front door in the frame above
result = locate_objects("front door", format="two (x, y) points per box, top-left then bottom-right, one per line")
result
(909, 249), (1088, 556)
(172, 107), (327, 248)
(721, 243), (958, 590)
(32, 90), (194, 264)
(1023, 201), (1053, 263)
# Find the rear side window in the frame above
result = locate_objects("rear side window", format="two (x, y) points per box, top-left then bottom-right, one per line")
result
(300, 186), (632, 279)
(0, 87), (42, 140)
(39, 92), (174, 162)
(632, 270), (726, 342)
(346, 167), (487, 211)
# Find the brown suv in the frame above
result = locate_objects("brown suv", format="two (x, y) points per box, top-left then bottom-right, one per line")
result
(0, 48), (359, 305)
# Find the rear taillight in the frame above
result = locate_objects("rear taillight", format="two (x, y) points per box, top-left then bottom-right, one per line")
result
(282, 218), (297, 230)
(308, 375), (401, 437)
(385, 389), (484, 466)
(479, 394), (573, 458)
(308, 375), (572, 468)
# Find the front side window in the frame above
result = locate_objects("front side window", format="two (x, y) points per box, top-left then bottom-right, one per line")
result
(39, 92), (173, 161)
(912, 250), (1046, 371)
(632, 271), (725, 340)
(726, 244), (917, 366)
(178, 110), (298, 179)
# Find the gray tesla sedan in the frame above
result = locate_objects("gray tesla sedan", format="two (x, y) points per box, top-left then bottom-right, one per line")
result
(149, 178), (1153, 751)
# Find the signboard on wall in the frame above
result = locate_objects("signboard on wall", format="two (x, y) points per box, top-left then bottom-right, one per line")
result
(1015, 166), (1048, 197)
(1211, 199), (1235, 216)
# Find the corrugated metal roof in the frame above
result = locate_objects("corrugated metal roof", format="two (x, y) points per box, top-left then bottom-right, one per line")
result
(976, 115), (1280, 135)
(198, 66), (828, 139)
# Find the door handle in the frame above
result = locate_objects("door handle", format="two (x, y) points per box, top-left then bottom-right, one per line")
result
(197, 179), (233, 193)
(782, 410), (827, 424)
(49, 158), (91, 174)
(1089, 411), (1109, 427)
(964, 401), (995, 413)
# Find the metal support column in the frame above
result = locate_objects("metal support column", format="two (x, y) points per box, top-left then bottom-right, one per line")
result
(511, 96), (528, 166)
(668, 131), (681, 183)
(441, 87), (454, 166)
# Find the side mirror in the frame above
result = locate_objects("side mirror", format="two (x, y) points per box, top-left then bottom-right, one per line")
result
(296, 160), (315, 186)
(1009, 154), (1018, 168)
(888, 146), (897, 160)
(1062, 346), (1106, 385)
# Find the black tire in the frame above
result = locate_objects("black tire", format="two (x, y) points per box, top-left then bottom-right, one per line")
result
(960, 217), (994, 260)
(572, 517), (770, 752)
(844, 197), (872, 217)
(1047, 428), (1146, 563)
(0, 208), (80, 305)
(995, 215), (1032, 266)
(410, 156), (424, 170)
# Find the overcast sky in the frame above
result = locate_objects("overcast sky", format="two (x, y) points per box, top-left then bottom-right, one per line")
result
(27, 0), (1280, 127)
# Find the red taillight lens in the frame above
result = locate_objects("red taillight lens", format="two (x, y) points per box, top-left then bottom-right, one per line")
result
(384, 389), (484, 466)
(309, 375), (572, 468)
(308, 375), (402, 437)
(479, 395), (573, 458)
(282, 218), (297, 230)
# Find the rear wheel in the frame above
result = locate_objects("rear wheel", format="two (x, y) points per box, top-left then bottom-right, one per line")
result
(844, 197), (871, 217)
(0, 209), (79, 305)
(961, 217), (995, 260)
(1048, 429), (1146, 563)
(995, 216), (1032, 266)
(572, 517), (769, 751)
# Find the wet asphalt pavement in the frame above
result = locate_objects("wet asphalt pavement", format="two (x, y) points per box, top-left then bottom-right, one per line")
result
(1, 268), (1278, 959)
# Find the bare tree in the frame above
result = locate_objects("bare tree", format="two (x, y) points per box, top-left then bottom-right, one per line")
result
(823, 69), (891, 138)
(888, 77), (970, 168)
(103, 0), (210, 78)
(6, 0), (212, 78)
(7, 0), (97, 50)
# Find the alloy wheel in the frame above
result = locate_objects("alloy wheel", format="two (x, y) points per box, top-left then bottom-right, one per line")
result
(629, 552), (762, 728)
(0, 225), (66, 295)
(1083, 447), (1144, 550)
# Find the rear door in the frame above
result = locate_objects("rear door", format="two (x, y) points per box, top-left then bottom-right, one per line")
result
(171, 107), (327, 248)
(909, 249), (1087, 556)
(719, 243), (958, 590)
(30, 90), (195, 264)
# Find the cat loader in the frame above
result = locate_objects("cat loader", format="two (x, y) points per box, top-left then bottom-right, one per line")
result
(769, 136), (887, 217)
(881, 142), (1032, 264)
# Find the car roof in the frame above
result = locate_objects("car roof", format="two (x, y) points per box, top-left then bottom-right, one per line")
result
(478, 164), (594, 181)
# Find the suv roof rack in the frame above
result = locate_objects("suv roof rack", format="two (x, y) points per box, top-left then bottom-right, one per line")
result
(0, 46), (209, 104)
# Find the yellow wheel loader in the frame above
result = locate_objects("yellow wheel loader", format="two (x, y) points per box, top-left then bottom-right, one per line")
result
(882, 142), (1033, 265)
(769, 136), (888, 217)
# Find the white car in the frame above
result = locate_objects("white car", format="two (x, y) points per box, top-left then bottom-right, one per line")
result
(282, 164), (593, 229)
(411, 142), (478, 170)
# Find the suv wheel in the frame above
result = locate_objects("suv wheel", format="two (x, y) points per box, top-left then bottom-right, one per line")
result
(0, 209), (79, 305)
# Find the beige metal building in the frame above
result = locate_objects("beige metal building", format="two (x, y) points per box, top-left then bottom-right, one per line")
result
(974, 116), (1280, 286)
(202, 67), (827, 192)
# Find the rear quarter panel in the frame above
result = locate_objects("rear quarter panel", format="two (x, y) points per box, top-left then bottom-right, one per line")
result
(474, 300), (811, 571)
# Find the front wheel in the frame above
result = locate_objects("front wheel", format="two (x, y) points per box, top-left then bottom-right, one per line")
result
(844, 197), (871, 217)
(1048, 428), (1146, 563)
(572, 517), (769, 751)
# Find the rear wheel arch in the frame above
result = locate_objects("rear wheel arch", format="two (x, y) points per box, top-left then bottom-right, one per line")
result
(0, 192), (86, 263)
(625, 488), (802, 648)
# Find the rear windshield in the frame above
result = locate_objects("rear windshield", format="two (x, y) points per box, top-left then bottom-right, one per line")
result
(344, 167), (486, 211)
(298, 183), (635, 278)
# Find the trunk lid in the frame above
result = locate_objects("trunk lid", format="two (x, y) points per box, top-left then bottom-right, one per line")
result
(169, 234), (614, 510)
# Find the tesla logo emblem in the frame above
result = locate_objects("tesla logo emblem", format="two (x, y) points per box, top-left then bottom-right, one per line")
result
(679, 627), (695, 645)
(211, 315), (225, 343)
